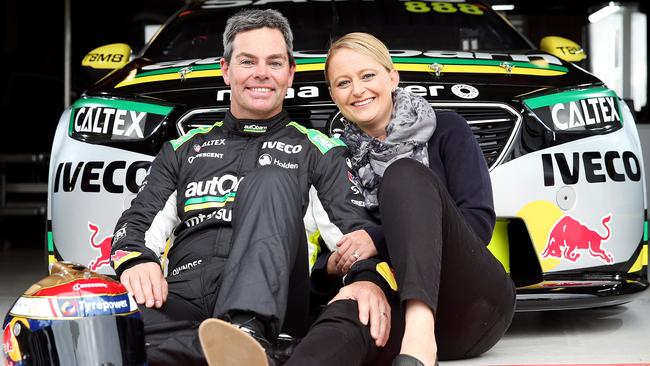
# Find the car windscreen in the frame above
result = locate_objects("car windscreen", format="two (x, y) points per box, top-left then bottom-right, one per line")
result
(143, 0), (533, 61)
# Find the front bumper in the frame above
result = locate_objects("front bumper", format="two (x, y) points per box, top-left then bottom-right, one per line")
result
(515, 272), (648, 311)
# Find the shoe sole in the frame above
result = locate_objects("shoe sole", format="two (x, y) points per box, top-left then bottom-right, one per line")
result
(199, 318), (269, 366)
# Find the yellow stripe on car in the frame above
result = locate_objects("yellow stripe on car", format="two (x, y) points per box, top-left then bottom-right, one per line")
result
(628, 244), (647, 273)
(395, 63), (566, 76)
(116, 61), (567, 88)
(116, 69), (223, 88)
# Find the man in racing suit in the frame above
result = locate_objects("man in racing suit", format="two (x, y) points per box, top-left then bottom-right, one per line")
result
(110, 8), (391, 365)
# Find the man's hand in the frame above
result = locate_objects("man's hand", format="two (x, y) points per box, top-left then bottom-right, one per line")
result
(329, 281), (391, 347)
(120, 262), (168, 308)
(335, 230), (378, 274)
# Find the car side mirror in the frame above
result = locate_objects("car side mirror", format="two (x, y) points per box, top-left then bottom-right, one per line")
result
(81, 43), (132, 81)
(540, 36), (586, 62)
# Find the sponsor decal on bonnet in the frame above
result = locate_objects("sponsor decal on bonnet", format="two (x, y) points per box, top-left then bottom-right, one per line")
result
(88, 222), (114, 271)
(450, 84), (479, 99)
(53, 160), (151, 194)
(524, 87), (622, 132)
(74, 107), (146, 138)
(542, 214), (614, 264)
(541, 150), (641, 186)
(69, 98), (172, 140)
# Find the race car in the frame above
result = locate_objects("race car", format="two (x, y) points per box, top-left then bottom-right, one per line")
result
(47, 0), (648, 311)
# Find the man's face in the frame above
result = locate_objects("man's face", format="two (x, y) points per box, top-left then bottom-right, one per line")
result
(220, 27), (295, 120)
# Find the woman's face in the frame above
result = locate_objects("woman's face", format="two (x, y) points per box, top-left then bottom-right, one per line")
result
(327, 48), (399, 136)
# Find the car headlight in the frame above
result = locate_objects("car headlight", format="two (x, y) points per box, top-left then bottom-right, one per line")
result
(522, 86), (623, 138)
(69, 97), (173, 143)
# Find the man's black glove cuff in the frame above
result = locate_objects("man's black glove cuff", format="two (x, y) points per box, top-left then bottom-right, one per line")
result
(343, 258), (397, 298)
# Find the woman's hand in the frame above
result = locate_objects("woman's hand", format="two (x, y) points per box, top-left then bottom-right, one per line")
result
(334, 230), (378, 274)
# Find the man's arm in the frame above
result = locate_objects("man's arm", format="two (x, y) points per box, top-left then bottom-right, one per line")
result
(311, 146), (378, 232)
(111, 142), (180, 307)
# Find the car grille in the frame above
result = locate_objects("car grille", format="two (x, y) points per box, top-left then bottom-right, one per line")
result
(432, 103), (521, 169)
(177, 103), (520, 169)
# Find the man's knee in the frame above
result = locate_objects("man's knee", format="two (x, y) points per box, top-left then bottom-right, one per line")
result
(315, 300), (370, 337)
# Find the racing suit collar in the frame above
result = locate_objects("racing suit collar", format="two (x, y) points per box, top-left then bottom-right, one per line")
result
(225, 110), (290, 136)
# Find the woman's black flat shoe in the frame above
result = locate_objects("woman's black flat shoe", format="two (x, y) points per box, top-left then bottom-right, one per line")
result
(392, 354), (425, 366)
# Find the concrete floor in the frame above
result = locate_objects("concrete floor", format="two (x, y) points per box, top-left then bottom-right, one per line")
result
(1, 247), (649, 365)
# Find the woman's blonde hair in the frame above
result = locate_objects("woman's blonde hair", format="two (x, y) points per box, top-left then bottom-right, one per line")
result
(325, 32), (394, 86)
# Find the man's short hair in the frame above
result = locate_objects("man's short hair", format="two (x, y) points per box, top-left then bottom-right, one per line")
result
(222, 9), (294, 64)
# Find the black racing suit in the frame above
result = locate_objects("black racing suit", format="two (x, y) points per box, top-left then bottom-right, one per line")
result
(110, 110), (379, 364)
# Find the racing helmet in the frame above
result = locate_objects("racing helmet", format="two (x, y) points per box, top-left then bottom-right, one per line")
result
(2, 262), (146, 366)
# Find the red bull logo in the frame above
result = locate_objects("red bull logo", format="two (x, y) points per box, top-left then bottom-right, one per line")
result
(3, 324), (13, 359)
(88, 222), (113, 271)
(542, 214), (614, 264)
(3, 322), (21, 363)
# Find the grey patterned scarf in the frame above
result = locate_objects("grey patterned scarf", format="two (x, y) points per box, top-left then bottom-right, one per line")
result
(342, 87), (436, 209)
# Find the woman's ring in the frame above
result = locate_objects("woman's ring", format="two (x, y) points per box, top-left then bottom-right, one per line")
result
(380, 311), (387, 317)
(352, 252), (360, 260)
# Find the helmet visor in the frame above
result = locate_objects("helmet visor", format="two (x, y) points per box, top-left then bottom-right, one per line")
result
(21, 316), (145, 366)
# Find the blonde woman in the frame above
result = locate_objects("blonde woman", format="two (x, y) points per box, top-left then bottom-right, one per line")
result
(294, 33), (516, 366)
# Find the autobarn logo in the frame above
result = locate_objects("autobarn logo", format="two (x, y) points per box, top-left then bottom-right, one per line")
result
(53, 161), (151, 193)
(262, 141), (303, 154)
(547, 96), (620, 131)
(184, 175), (242, 212)
(243, 124), (267, 133)
(542, 151), (640, 186)
(185, 175), (242, 198)
(72, 106), (163, 140)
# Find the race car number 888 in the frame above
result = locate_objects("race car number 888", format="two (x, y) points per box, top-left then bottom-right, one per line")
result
(404, 1), (484, 15)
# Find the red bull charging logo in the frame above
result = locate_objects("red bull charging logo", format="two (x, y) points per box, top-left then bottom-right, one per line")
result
(88, 222), (113, 271)
(542, 214), (614, 264)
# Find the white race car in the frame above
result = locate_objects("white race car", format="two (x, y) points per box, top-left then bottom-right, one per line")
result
(47, 0), (648, 311)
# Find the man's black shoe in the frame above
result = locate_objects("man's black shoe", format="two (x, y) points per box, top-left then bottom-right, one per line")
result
(198, 318), (269, 366)
(236, 324), (299, 365)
